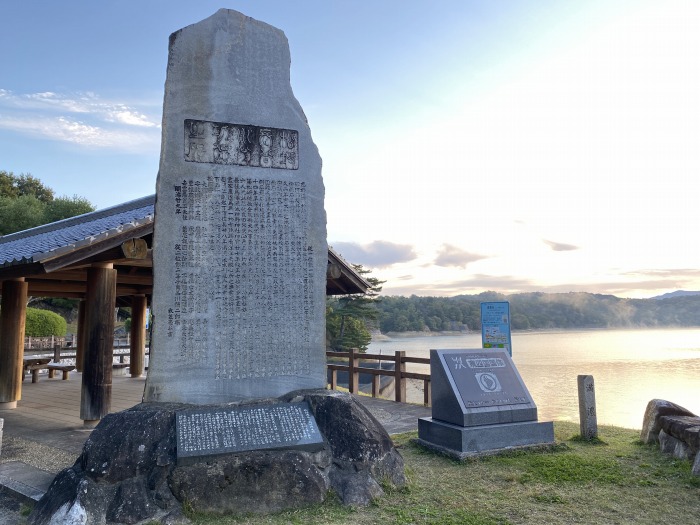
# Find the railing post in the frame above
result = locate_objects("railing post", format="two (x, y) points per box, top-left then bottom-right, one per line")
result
(53, 344), (61, 363)
(372, 374), (380, 398)
(348, 348), (359, 394)
(424, 378), (431, 406)
(394, 350), (406, 403)
(330, 369), (337, 390)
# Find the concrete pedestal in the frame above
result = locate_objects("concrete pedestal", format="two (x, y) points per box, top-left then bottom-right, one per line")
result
(417, 417), (555, 459)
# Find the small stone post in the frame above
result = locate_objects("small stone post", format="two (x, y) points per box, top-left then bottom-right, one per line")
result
(577, 374), (598, 439)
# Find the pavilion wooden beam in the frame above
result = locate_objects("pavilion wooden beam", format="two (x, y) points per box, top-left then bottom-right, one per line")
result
(26, 269), (152, 286)
(40, 225), (153, 273)
(121, 239), (148, 259)
(130, 295), (147, 378)
(25, 282), (151, 297)
(0, 279), (28, 409)
(80, 263), (117, 426)
(76, 299), (86, 373)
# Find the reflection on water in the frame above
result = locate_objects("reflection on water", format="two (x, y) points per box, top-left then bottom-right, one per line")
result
(368, 328), (700, 429)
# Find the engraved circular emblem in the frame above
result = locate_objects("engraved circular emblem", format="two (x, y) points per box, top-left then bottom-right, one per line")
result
(475, 372), (502, 393)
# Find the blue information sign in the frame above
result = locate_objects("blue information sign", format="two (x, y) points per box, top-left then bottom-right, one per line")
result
(480, 302), (512, 356)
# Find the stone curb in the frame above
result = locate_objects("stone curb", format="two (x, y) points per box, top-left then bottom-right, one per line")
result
(0, 462), (54, 505)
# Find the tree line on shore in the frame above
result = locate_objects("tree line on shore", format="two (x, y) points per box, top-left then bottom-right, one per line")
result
(376, 291), (700, 333)
(4, 172), (698, 348)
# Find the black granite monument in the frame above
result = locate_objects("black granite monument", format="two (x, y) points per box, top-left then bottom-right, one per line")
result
(417, 349), (555, 458)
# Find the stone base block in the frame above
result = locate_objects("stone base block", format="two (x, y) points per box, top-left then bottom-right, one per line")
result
(418, 417), (555, 459)
(29, 390), (406, 524)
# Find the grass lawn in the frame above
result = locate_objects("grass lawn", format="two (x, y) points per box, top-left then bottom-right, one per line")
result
(187, 421), (699, 525)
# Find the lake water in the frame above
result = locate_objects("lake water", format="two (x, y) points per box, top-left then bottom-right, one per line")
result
(368, 328), (700, 430)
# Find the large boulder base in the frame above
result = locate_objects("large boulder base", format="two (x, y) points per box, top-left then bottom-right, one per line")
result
(29, 390), (405, 525)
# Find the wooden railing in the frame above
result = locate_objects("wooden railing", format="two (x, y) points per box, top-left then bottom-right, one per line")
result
(23, 342), (148, 364)
(23, 341), (428, 404)
(24, 335), (138, 350)
(326, 348), (431, 406)
(24, 335), (75, 349)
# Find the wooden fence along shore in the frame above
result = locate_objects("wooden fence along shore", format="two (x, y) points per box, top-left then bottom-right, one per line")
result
(24, 337), (432, 405)
(328, 348), (432, 405)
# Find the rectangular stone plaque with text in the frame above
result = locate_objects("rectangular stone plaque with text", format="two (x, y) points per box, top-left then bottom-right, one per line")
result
(176, 402), (323, 464)
(444, 351), (529, 408)
(184, 119), (299, 169)
(430, 349), (538, 427)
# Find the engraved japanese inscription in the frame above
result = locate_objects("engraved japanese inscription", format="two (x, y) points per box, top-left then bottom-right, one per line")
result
(169, 176), (314, 380)
(444, 351), (530, 408)
(184, 119), (299, 170)
(176, 402), (323, 462)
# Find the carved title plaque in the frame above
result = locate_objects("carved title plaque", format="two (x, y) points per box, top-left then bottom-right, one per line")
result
(176, 402), (324, 464)
(184, 119), (299, 169)
(441, 351), (530, 408)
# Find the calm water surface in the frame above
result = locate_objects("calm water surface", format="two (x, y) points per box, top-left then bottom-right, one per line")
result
(368, 328), (700, 429)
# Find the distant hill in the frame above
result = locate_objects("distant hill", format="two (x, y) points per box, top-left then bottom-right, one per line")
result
(652, 290), (700, 300)
(375, 291), (700, 333)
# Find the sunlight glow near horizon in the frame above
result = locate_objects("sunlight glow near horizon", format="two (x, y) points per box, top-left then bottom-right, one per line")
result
(1, 1), (698, 299)
(325, 1), (700, 298)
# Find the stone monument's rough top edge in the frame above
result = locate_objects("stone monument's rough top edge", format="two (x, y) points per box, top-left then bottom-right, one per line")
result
(161, 7), (308, 137)
(170, 8), (287, 47)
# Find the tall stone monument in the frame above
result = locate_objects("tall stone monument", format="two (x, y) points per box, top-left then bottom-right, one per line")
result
(144, 9), (327, 403)
(29, 12), (405, 523)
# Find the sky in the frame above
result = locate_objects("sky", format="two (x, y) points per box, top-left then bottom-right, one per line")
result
(1, 1), (699, 299)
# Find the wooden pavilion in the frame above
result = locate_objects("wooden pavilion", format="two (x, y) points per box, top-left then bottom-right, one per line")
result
(0, 195), (368, 423)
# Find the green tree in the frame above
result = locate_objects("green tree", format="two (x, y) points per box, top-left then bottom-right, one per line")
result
(44, 195), (94, 223)
(0, 171), (95, 235)
(0, 170), (54, 201)
(326, 265), (384, 352)
(0, 195), (46, 235)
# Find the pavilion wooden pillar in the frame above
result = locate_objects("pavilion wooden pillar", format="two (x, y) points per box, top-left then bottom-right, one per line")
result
(80, 264), (116, 426)
(0, 279), (28, 409)
(75, 299), (86, 372)
(129, 295), (147, 378)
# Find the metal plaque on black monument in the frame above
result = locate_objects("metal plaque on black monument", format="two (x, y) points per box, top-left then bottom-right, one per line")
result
(176, 401), (324, 465)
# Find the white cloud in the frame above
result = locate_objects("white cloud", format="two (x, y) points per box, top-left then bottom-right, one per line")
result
(0, 114), (159, 153)
(108, 107), (158, 128)
(543, 240), (579, 252)
(434, 244), (488, 268)
(331, 240), (417, 268)
(0, 89), (160, 151)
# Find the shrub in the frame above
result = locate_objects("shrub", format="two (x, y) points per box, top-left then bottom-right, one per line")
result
(25, 307), (67, 337)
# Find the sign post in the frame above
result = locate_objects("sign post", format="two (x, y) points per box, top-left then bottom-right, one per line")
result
(480, 301), (512, 356)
